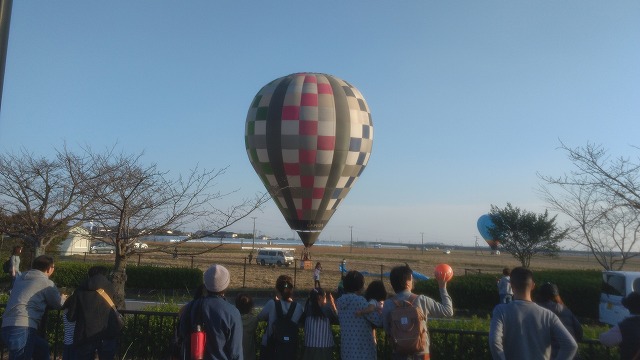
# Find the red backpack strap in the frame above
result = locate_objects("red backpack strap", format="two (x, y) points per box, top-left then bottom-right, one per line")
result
(393, 293), (418, 308)
(407, 293), (419, 305)
(392, 298), (403, 307)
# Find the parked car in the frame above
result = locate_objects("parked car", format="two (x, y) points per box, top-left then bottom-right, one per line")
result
(133, 242), (148, 249)
(90, 242), (115, 254)
(600, 271), (640, 325)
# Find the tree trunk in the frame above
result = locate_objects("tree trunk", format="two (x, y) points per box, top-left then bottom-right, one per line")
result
(34, 245), (47, 257)
(112, 253), (128, 309)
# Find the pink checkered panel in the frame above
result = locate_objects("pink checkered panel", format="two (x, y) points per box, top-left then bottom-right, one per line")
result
(245, 73), (373, 247)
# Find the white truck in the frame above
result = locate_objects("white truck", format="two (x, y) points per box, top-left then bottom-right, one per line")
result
(599, 271), (640, 325)
(255, 248), (295, 267)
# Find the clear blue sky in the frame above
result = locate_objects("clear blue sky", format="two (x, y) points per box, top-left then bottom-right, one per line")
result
(1, 1), (639, 248)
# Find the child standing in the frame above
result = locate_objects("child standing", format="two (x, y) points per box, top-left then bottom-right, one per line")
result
(356, 280), (387, 316)
(62, 308), (76, 360)
(302, 287), (338, 360)
(355, 280), (387, 344)
(498, 268), (513, 304)
(235, 293), (258, 360)
(313, 262), (322, 288)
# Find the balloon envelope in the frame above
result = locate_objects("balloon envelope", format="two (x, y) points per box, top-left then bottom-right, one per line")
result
(477, 214), (499, 250)
(245, 73), (373, 247)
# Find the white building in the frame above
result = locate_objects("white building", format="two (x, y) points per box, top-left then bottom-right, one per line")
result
(58, 227), (91, 255)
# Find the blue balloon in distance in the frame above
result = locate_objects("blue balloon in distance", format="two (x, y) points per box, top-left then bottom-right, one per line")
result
(477, 214), (499, 250)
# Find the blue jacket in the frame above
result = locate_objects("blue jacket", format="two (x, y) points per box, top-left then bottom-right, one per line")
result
(180, 295), (244, 360)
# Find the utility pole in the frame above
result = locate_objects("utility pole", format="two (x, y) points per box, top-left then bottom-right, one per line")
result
(251, 217), (257, 250)
(0, 0), (13, 114)
(349, 226), (353, 253)
(421, 232), (424, 254)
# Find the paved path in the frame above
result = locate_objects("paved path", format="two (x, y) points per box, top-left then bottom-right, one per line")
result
(124, 297), (272, 311)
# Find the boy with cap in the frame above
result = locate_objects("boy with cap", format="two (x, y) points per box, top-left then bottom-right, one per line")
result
(600, 292), (640, 359)
(179, 264), (244, 360)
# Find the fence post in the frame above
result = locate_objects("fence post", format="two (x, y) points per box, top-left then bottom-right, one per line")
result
(242, 257), (247, 288)
(380, 264), (383, 282)
(190, 256), (194, 268)
(137, 254), (141, 266)
(294, 259), (297, 288)
(84, 252), (87, 263)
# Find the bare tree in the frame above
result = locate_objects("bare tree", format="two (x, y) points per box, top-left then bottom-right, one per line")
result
(0, 147), (97, 256)
(539, 142), (640, 269)
(86, 150), (268, 308)
(554, 142), (640, 208)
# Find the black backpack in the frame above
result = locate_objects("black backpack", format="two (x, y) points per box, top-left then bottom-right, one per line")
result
(269, 300), (298, 359)
(3, 258), (11, 273)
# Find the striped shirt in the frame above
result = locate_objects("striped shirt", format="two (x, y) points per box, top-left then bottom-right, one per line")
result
(304, 315), (334, 348)
(63, 310), (75, 346)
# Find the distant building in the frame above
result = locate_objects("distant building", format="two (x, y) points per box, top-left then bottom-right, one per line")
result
(58, 226), (91, 255)
(194, 230), (238, 238)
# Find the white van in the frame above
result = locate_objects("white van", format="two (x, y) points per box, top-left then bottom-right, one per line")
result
(599, 271), (640, 325)
(256, 248), (294, 267)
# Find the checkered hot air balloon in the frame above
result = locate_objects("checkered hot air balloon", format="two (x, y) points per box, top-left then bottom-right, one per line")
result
(245, 73), (374, 248)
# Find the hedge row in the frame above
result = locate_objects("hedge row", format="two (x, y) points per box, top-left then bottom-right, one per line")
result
(3, 262), (603, 320)
(414, 269), (602, 319)
(45, 262), (203, 290)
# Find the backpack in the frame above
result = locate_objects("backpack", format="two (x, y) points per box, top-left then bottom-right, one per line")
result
(269, 300), (298, 359)
(3, 258), (11, 273)
(389, 294), (427, 355)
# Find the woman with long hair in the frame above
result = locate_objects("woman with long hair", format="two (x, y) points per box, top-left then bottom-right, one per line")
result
(536, 282), (583, 359)
(302, 287), (337, 360)
(257, 275), (304, 360)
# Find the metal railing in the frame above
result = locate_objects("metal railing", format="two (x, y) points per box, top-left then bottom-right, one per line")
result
(0, 308), (618, 360)
(0, 308), (180, 360)
(427, 328), (617, 360)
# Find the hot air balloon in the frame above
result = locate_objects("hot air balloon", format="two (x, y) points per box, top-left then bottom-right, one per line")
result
(477, 214), (500, 251)
(245, 73), (373, 252)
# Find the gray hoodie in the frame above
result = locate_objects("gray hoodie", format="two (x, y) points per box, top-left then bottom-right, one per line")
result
(1, 269), (63, 329)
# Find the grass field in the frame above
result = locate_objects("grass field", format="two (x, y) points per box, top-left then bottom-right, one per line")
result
(98, 242), (640, 294)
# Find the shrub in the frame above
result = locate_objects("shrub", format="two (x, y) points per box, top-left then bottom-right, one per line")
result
(48, 262), (203, 291)
(414, 274), (498, 315)
(413, 269), (602, 319)
(530, 270), (601, 319)
(125, 265), (203, 290)
(120, 304), (182, 358)
(50, 262), (98, 288)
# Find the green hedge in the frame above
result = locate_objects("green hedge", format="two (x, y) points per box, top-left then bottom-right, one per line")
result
(47, 262), (203, 290)
(50, 262), (101, 288)
(125, 265), (202, 290)
(414, 270), (602, 319)
(14, 263), (604, 320)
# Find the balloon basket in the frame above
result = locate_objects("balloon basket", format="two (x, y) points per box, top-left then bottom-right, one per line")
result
(300, 260), (313, 270)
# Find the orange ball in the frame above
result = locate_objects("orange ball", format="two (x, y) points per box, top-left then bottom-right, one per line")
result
(434, 263), (453, 282)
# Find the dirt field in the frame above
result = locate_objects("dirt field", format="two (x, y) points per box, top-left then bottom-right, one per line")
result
(101, 243), (640, 294)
